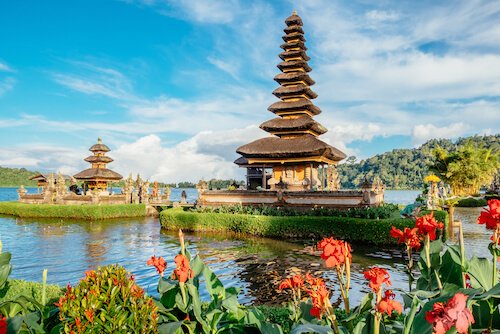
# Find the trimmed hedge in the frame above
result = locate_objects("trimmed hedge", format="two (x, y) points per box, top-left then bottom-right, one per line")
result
(160, 208), (415, 245)
(0, 202), (146, 220)
(456, 197), (488, 207)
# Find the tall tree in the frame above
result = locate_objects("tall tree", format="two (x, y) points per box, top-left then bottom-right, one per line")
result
(429, 141), (499, 196)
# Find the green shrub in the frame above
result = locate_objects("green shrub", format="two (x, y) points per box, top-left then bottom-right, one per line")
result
(0, 202), (146, 220)
(56, 264), (157, 333)
(160, 209), (415, 245)
(456, 197), (488, 207)
(485, 194), (500, 201)
(0, 279), (62, 306)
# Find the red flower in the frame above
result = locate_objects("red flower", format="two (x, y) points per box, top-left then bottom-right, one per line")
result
(477, 199), (500, 230)
(425, 293), (474, 334)
(317, 237), (352, 268)
(279, 274), (304, 291)
(172, 254), (194, 283)
(363, 267), (391, 293)
(308, 284), (330, 319)
(390, 226), (421, 249)
(131, 284), (144, 298)
(147, 255), (167, 275)
(376, 290), (402, 316)
(305, 273), (326, 288)
(0, 315), (6, 334)
(416, 212), (444, 240)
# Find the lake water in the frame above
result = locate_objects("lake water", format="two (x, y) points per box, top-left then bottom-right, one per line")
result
(0, 188), (490, 306)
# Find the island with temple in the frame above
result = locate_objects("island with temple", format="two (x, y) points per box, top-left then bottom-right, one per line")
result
(197, 11), (384, 209)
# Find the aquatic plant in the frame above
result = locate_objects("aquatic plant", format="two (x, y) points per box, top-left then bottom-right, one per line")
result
(149, 230), (282, 334)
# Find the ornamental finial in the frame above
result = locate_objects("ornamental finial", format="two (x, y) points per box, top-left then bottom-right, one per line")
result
(97, 137), (102, 144)
(292, 9), (297, 15)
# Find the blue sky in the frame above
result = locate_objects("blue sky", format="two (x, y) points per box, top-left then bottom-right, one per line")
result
(0, 0), (499, 182)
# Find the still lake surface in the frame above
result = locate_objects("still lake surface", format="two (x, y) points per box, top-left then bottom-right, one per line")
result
(0, 188), (489, 305)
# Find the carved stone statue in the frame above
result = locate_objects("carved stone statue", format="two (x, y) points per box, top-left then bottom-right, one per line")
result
(56, 172), (67, 197)
(163, 186), (171, 201)
(142, 180), (150, 204)
(17, 185), (26, 199)
(152, 181), (159, 197)
(327, 165), (341, 191)
(196, 179), (208, 195)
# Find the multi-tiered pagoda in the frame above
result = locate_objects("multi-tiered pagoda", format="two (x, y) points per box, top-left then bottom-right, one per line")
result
(74, 138), (123, 192)
(235, 11), (346, 191)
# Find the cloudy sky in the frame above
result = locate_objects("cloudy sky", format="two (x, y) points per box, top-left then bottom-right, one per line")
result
(0, 0), (499, 182)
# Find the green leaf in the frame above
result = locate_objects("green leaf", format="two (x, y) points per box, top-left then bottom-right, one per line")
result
(474, 283), (500, 301)
(159, 321), (185, 334)
(439, 246), (465, 287)
(290, 324), (335, 334)
(185, 282), (209, 332)
(468, 256), (494, 290)
(203, 265), (225, 300)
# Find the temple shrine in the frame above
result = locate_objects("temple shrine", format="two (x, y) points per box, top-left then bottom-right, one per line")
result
(235, 11), (346, 191)
(73, 138), (123, 192)
(198, 12), (384, 208)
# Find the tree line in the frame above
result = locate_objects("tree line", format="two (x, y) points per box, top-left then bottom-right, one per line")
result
(337, 135), (499, 190)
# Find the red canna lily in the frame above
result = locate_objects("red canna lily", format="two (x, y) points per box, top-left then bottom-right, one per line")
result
(147, 255), (167, 276)
(477, 199), (500, 230)
(390, 226), (421, 249)
(307, 283), (330, 319)
(376, 290), (402, 316)
(279, 274), (304, 291)
(425, 293), (474, 334)
(0, 315), (6, 334)
(172, 254), (194, 283)
(416, 212), (444, 240)
(363, 267), (391, 293)
(317, 237), (352, 268)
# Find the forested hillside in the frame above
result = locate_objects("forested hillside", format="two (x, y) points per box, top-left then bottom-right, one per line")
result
(338, 135), (499, 189)
(0, 166), (39, 187)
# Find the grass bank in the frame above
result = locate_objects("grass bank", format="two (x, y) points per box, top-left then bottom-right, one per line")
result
(161, 208), (421, 245)
(0, 202), (146, 220)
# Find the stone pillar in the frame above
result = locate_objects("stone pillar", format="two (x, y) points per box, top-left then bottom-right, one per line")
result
(17, 185), (27, 200)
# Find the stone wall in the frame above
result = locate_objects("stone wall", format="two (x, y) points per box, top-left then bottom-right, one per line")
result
(198, 188), (384, 208)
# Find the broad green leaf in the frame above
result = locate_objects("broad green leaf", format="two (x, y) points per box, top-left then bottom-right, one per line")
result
(159, 321), (185, 334)
(474, 283), (500, 301)
(439, 247), (465, 287)
(203, 265), (225, 300)
(468, 256), (494, 290)
(290, 323), (335, 334)
(186, 282), (209, 332)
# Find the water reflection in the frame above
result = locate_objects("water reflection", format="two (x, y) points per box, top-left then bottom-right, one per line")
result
(0, 205), (493, 306)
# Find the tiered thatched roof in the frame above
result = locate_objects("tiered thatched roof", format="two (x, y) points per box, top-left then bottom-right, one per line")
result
(235, 12), (346, 165)
(74, 138), (123, 182)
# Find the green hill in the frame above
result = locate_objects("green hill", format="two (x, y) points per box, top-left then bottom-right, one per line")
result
(337, 135), (500, 189)
(0, 166), (39, 187)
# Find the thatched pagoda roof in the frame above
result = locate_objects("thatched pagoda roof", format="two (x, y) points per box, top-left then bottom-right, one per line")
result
(260, 116), (327, 135)
(89, 138), (110, 152)
(237, 135), (346, 162)
(272, 84), (317, 99)
(84, 155), (114, 163)
(285, 12), (303, 26)
(30, 174), (71, 181)
(279, 50), (310, 61)
(284, 25), (304, 34)
(73, 168), (123, 180)
(277, 60), (311, 72)
(234, 11), (346, 167)
(268, 98), (321, 115)
(273, 72), (315, 86)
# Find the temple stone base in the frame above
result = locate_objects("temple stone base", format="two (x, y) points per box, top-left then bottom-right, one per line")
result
(197, 189), (384, 208)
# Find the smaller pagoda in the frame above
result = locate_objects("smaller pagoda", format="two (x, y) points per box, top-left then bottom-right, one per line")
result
(74, 138), (122, 192)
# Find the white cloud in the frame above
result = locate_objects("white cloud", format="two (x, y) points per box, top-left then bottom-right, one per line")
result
(0, 62), (14, 72)
(207, 56), (240, 79)
(365, 10), (400, 22)
(412, 123), (469, 146)
(52, 62), (135, 100)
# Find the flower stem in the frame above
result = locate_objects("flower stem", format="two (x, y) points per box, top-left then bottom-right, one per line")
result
(336, 267), (350, 314)
(493, 228), (498, 287)
(458, 221), (466, 289)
